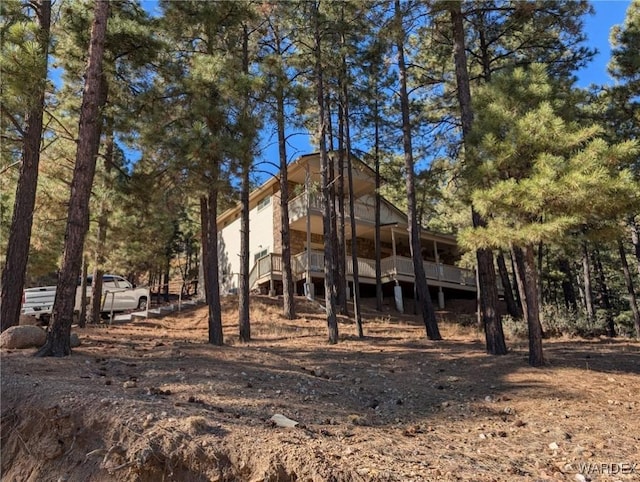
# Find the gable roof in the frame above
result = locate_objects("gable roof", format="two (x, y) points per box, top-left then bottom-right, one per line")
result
(217, 151), (377, 226)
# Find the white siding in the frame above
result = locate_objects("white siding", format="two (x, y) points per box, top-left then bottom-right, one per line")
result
(218, 195), (274, 293)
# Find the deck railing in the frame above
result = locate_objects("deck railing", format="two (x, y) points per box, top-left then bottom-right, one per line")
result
(288, 193), (376, 224)
(253, 250), (475, 289)
(250, 253), (283, 288)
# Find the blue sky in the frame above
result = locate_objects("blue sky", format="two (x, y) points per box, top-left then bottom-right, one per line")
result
(125, 1), (634, 171)
(257, 1), (633, 173)
(577, 0), (631, 87)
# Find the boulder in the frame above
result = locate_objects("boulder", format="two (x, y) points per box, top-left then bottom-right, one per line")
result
(0, 325), (47, 349)
(19, 314), (39, 326)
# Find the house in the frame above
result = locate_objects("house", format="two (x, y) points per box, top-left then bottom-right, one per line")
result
(217, 152), (476, 310)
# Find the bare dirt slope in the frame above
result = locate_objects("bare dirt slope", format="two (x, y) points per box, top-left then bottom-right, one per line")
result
(1, 296), (639, 481)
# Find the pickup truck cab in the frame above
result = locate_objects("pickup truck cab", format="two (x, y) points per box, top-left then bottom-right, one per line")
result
(22, 274), (149, 322)
(96, 275), (148, 312)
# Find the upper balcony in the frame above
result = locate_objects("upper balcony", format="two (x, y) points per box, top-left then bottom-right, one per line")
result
(289, 193), (375, 224)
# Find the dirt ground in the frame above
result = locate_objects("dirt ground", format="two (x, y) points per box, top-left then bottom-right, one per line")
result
(1, 295), (639, 482)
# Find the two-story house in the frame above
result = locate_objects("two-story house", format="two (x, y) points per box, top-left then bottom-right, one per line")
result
(217, 152), (476, 311)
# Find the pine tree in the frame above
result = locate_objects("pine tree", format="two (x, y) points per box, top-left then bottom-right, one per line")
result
(1, 0), (51, 332)
(147, 0), (257, 345)
(257, 1), (301, 320)
(37, 0), (110, 357)
(608, 0), (640, 276)
(460, 65), (639, 365)
(449, 1), (506, 354)
(312, 1), (339, 344)
(395, 0), (441, 340)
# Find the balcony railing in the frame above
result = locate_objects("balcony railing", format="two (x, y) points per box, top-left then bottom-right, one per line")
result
(255, 250), (476, 289)
(288, 193), (376, 224)
(249, 253), (283, 288)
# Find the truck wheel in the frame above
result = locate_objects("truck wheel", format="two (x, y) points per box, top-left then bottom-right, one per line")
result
(137, 297), (148, 310)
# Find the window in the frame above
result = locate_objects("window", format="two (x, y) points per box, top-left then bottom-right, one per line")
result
(257, 195), (271, 212)
(254, 248), (268, 263)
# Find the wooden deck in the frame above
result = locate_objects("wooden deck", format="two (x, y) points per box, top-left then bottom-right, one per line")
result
(249, 250), (476, 292)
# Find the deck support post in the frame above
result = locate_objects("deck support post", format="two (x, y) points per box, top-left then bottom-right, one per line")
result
(305, 162), (313, 300)
(394, 281), (404, 314)
(269, 278), (276, 297)
(305, 281), (314, 300)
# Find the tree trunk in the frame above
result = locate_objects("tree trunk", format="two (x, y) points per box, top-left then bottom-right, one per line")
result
(336, 121), (348, 316)
(341, 33), (363, 337)
(474, 212), (507, 355)
(511, 246), (526, 318)
(275, 47), (295, 320)
(162, 258), (170, 302)
(396, 0), (440, 340)
(36, 0), (109, 357)
(450, 2), (504, 352)
(238, 26), (251, 342)
(90, 114), (113, 324)
(618, 239), (640, 338)
(513, 245), (545, 367)
(593, 247), (615, 337)
(325, 96), (346, 317)
(239, 157), (250, 341)
(78, 257), (88, 328)
(557, 257), (578, 312)
(313, 2), (338, 344)
(0, 0), (51, 333)
(200, 190), (223, 346)
(497, 250), (522, 319)
(522, 245), (545, 366)
(374, 98), (383, 313)
(629, 217), (640, 278)
(581, 241), (595, 322)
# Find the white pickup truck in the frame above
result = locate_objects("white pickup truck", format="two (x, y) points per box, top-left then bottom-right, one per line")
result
(22, 274), (149, 322)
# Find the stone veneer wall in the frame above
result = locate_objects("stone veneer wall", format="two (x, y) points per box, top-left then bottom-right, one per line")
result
(290, 229), (325, 254)
(346, 237), (393, 259)
(290, 228), (394, 260)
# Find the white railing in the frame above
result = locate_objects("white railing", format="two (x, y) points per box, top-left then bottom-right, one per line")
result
(380, 256), (396, 277)
(291, 250), (324, 277)
(285, 250), (475, 287)
(288, 193), (376, 224)
(345, 256), (376, 279)
(248, 263), (258, 289)
(394, 256), (414, 277)
(249, 254), (283, 289)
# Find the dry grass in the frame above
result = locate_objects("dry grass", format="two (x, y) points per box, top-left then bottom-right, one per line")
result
(2, 295), (639, 481)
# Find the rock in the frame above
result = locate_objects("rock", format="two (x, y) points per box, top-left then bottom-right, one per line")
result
(19, 314), (39, 326)
(270, 414), (299, 428)
(70, 333), (81, 348)
(548, 442), (559, 450)
(0, 325), (46, 349)
(123, 381), (137, 389)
